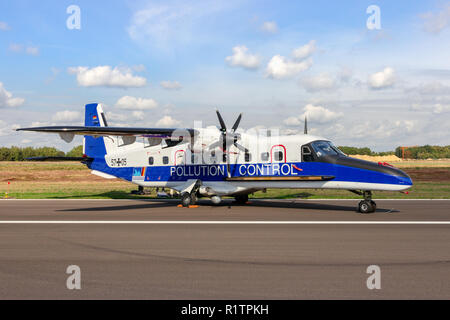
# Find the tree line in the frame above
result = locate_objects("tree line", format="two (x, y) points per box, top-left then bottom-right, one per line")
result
(338, 145), (450, 159)
(0, 145), (82, 161)
(0, 144), (449, 160)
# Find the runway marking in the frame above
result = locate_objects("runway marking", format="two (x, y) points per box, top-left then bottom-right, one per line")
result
(0, 220), (450, 225)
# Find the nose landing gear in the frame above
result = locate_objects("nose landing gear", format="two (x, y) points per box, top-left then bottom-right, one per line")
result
(358, 191), (376, 214)
(350, 190), (377, 214)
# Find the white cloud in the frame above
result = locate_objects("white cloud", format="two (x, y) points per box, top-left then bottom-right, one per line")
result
(52, 110), (81, 122)
(132, 111), (145, 120)
(8, 43), (39, 55)
(283, 116), (301, 126)
(8, 43), (22, 53)
(266, 55), (312, 79)
(127, 2), (229, 49)
(106, 112), (127, 122)
(155, 115), (181, 127)
(292, 40), (316, 60)
(225, 46), (261, 70)
(284, 104), (342, 126)
(68, 66), (147, 88)
(300, 73), (336, 92)
(410, 81), (450, 95)
(160, 80), (182, 90)
(0, 21), (10, 31)
(420, 4), (450, 34)
(301, 104), (342, 124)
(433, 103), (450, 114)
(25, 46), (39, 56)
(0, 82), (25, 108)
(115, 96), (158, 110)
(368, 67), (395, 89)
(132, 64), (146, 72)
(261, 21), (278, 34)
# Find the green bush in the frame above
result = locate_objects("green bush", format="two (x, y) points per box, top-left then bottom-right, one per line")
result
(0, 146), (66, 161)
(395, 145), (450, 159)
(66, 145), (83, 157)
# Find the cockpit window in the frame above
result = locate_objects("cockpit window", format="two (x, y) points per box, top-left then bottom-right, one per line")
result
(311, 141), (340, 157)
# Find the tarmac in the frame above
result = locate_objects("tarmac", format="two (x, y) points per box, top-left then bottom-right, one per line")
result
(0, 199), (449, 299)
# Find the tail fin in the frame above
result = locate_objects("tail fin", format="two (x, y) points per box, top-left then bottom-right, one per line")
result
(83, 103), (107, 158)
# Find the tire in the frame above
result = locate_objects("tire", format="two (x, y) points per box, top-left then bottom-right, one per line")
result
(370, 200), (377, 211)
(210, 195), (222, 205)
(181, 192), (191, 207)
(234, 194), (249, 204)
(358, 200), (374, 214)
(190, 193), (198, 205)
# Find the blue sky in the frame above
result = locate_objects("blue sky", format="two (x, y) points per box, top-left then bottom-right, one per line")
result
(1, 0), (449, 151)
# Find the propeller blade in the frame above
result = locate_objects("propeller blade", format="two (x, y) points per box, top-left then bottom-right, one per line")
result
(216, 110), (227, 132)
(231, 113), (242, 133)
(234, 142), (248, 153)
(304, 116), (308, 134)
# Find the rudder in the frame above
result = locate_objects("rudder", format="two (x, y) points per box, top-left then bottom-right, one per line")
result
(83, 103), (107, 158)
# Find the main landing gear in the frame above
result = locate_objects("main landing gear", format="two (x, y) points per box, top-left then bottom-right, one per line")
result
(180, 192), (198, 207)
(350, 190), (376, 214)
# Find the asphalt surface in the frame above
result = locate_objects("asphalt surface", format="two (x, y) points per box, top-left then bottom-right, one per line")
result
(0, 199), (449, 299)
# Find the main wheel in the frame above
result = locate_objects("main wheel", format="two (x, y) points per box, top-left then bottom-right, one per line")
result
(370, 200), (377, 211)
(210, 195), (222, 205)
(234, 194), (249, 204)
(358, 200), (374, 214)
(181, 192), (191, 207)
(190, 193), (198, 205)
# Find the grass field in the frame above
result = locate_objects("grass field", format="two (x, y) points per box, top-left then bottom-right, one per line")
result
(0, 161), (449, 199)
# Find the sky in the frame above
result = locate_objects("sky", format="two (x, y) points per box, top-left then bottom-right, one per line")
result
(0, 0), (449, 151)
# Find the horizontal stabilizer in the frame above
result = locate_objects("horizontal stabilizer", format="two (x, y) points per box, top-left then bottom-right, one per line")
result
(16, 126), (198, 138)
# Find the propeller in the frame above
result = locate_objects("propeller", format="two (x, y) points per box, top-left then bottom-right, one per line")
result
(210, 110), (248, 178)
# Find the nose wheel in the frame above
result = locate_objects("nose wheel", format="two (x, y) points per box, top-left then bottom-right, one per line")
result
(357, 191), (376, 214)
(358, 200), (376, 214)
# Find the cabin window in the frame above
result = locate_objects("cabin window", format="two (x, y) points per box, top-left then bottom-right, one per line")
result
(162, 156), (169, 164)
(148, 157), (154, 165)
(311, 141), (339, 157)
(245, 152), (251, 162)
(261, 152), (269, 161)
(274, 151), (283, 161)
(302, 146), (314, 162)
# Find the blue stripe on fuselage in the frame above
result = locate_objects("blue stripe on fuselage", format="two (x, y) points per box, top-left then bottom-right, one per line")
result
(87, 159), (412, 186)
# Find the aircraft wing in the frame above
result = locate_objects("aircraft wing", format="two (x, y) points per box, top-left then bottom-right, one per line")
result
(16, 126), (198, 138)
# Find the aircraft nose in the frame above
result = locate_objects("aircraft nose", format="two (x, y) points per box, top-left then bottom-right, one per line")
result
(384, 166), (413, 188)
(395, 173), (413, 186)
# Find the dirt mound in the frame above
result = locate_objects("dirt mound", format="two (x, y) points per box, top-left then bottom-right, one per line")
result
(350, 155), (402, 162)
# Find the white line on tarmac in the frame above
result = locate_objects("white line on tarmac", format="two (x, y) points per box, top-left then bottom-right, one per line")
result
(0, 220), (449, 225)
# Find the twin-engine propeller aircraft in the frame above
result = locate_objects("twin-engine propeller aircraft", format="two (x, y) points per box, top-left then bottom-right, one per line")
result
(17, 103), (412, 213)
